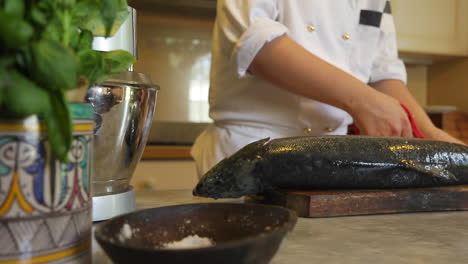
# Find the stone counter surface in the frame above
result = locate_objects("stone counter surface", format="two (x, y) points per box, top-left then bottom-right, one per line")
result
(93, 190), (468, 264)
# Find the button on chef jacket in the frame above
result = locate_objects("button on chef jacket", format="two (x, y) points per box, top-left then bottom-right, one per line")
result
(191, 0), (407, 176)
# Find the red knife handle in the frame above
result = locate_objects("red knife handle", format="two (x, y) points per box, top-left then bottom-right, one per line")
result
(400, 104), (425, 139)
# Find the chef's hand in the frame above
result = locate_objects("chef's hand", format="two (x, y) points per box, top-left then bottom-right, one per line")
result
(350, 91), (414, 138)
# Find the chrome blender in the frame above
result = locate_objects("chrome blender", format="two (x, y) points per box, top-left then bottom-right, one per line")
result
(87, 7), (159, 221)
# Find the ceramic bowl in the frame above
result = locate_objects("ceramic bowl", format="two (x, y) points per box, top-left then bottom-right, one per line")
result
(95, 203), (297, 264)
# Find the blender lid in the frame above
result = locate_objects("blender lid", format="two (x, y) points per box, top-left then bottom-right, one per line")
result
(105, 71), (160, 90)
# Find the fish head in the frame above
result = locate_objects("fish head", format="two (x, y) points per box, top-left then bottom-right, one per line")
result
(193, 138), (270, 199)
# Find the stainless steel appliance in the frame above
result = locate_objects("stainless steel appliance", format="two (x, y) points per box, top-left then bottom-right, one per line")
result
(88, 7), (158, 221)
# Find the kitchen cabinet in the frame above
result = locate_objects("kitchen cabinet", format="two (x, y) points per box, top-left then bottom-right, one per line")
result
(428, 58), (468, 113)
(393, 0), (468, 56)
(405, 65), (428, 106)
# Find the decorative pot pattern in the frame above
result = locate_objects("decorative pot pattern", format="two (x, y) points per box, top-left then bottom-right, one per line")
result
(0, 104), (94, 264)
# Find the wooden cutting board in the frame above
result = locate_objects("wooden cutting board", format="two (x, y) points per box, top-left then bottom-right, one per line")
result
(249, 185), (468, 218)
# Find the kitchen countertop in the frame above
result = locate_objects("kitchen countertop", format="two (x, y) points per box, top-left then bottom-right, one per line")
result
(93, 190), (468, 264)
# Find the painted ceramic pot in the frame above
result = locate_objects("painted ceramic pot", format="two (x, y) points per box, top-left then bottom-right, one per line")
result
(0, 104), (94, 263)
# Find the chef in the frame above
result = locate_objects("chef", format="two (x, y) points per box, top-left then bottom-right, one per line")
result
(191, 0), (464, 176)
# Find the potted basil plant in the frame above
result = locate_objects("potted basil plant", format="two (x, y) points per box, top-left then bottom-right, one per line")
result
(0, 0), (134, 263)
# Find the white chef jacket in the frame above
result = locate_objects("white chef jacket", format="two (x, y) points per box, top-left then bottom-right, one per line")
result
(191, 0), (407, 176)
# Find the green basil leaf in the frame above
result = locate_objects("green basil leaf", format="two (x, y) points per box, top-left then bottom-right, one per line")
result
(28, 1), (54, 27)
(29, 3), (49, 27)
(72, 0), (106, 35)
(104, 0), (129, 37)
(4, 0), (24, 17)
(76, 29), (93, 51)
(0, 56), (15, 68)
(57, 0), (76, 9)
(1, 70), (51, 117)
(101, 49), (135, 79)
(77, 49), (105, 86)
(103, 50), (135, 73)
(71, 0), (97, 21)
(0, 89), (3, 110)
(74, 0), (129, 37)
(41, 18), (63, 42)
(45, 91), (72, 162)
(15, 47), (33, 70)
(95, 50), (134, 83)
(69, 27), (81, 51)
(100, 0), (118, 37)
(30, 39), (78, 91)
(0, 68), (7, 109)
(0, 11), (33, 49)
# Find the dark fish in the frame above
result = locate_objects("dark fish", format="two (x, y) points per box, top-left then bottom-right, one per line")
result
(193, 136), (468, 199)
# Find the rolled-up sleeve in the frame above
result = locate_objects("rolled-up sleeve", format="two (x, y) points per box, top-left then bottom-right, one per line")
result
(217, 0), (288, 77)
(369, 12), (407, 84)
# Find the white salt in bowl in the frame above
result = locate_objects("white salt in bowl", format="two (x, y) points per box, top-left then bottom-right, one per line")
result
(95, 203), (297, 264)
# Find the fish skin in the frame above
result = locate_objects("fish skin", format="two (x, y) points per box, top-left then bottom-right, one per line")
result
(193, 136), (468, 199)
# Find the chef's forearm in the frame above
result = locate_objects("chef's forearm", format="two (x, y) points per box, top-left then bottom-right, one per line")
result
(248, 35), (377, 114)
(248, 35), (416, 137)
